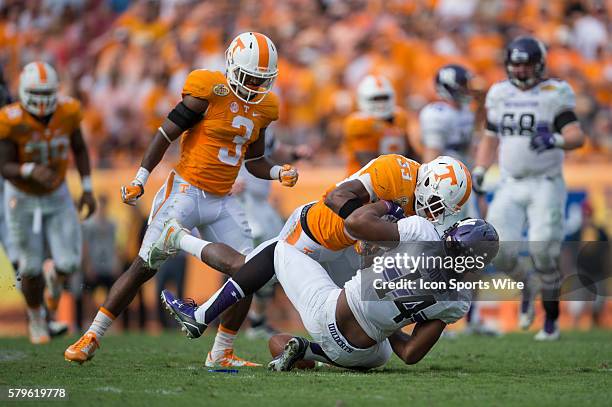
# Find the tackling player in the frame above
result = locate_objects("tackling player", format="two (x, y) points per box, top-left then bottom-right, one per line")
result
(156, 154), (473, 340)
(472, 36), (585, 340)
(0, 62), (96, 344)
(64, 32), (299, 366)
(343, 75), (416, 175)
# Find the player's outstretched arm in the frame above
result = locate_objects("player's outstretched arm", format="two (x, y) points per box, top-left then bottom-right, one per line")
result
(388, 319), (446, 365)
(244, 128), (298, 187)
(70, 128), (96, 219)
(344, 200), (400, 242)
(121, 95), (208, 205)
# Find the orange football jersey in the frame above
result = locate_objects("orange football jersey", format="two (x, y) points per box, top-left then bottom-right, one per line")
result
(0, 97), (82, 195)
(306, 154), (420, 251)
(175, 70), (279, 195)
(343, 107), (410, 175)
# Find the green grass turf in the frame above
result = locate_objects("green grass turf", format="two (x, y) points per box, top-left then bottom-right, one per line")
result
(0, 330), (610, 406)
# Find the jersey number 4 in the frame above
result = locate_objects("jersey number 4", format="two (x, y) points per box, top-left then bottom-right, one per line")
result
(218, 115), (254, 166)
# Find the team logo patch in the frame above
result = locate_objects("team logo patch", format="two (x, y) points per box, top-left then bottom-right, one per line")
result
(541, 84), (557, 91)
(392, 196), (409, 208)
(230, 102), (239, 113)
(213, 84), (230, 97)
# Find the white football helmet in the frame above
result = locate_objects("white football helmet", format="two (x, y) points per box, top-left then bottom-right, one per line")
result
(19, 61), (59, 117)
(225, 32), (278, 104)
(415, 156), (472, 224)
(357, 75), (395, 119)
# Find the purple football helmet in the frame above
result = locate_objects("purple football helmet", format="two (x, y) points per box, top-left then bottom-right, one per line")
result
(442, 218), (499, 265)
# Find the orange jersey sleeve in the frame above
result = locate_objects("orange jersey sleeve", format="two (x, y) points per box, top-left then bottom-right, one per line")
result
(357, 154), (420, 216)
(175, 70), (279, 195)
(0, 97), (82, 195)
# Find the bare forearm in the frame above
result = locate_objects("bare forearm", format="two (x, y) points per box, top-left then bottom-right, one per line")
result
(1, 162), (21, 180)
(559, 122), (584, 150)
(245, 157), (275, 180)
(474, 134), (498, 169)
(345, 201), (399, 242)
(141, 128), (174, 171)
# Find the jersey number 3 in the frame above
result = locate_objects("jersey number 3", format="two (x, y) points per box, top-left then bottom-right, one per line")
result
(218, 115), (254, 166)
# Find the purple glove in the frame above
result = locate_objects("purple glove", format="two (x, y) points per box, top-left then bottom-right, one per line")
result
(530, 124), (557, 153)
(383, 200), (405, 221)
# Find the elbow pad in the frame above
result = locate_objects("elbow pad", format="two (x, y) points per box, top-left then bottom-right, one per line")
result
(167, 101), (203, 131)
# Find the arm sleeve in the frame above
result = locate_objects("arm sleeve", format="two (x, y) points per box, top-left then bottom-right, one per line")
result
(551, 82), (578, 133)
(484, 86), (500, 137)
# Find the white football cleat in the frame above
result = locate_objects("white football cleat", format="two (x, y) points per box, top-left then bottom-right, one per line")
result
(518, 301), (535, 330)
(29, 317), (50, 345)
(148, 218), (188, 269)
(534, 323), (560, 341)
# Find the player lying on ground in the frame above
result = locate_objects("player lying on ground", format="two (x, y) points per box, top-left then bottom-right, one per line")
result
(152, 154), (472, 350)
(0, 62), (96, 344)
(161, 203), (498, 370)
(65, 32), (299, 366)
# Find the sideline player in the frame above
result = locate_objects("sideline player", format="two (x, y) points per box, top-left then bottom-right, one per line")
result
(0, 61), (96, 344)
(420, 65), (497, 335)
(64, 32), (299, 365)
(344, 75), (416, 175)
(157, 154), (472, 338)
(472, 36), (585, 340)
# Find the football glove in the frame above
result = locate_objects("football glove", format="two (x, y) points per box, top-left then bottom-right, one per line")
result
(279, 164), (298, 187)
(471, 166), (486, 195)
(383, 200), (405, 221)
(530, 124), (559, 153)
(121, 181), (144, 206)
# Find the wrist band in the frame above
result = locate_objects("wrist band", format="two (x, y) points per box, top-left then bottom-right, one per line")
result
(82, 175), (93, 192)
(20, 163), (36, 178)
(553, 134), (565, 148)
(270, 165), (282, 181)
(135, 167), (150, 186)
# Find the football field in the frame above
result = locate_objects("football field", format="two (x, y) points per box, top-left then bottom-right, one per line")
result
(0, 331), (610, 406)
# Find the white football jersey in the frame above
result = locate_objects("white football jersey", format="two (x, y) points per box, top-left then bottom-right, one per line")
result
(485, 78), (576, 178)
(419, 101), (475, 166)
(344, 216), (471, 343)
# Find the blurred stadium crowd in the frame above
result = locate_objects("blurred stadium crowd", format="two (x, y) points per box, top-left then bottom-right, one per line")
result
(1, 0), (612, 168)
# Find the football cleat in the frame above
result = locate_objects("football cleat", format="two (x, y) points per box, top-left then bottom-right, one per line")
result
(268, 336), (309, 372)
(160, 290), (206, 339)
(148, 218), (188, 269)
(205, 349), (262, 368)
(48, 320), (68, 338)
(64, 332), (99, 363)
(534, 323), (560, 341)
(518, 300), (535, 330)
(29, 317), (50, 345)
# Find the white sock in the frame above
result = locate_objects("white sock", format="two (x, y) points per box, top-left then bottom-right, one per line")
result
(27, 306), (46, 322)
(210, 325), (237, 360)
(179, 233), (210, 260)
(87, 307), (115, 338)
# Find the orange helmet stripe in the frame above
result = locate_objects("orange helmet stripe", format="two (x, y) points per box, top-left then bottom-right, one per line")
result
(253, 32), (270, 69)
(457, 161), (472, 207)
(36, 62), (47, 83)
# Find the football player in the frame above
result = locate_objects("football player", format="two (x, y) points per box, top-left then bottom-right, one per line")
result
(343, 75), (416, 175)
(64, 32), (299, 366)
(420, 65), (497, 335)
(0, 61), (96, 344)
(472, 36), (585, 340)
(156, 154), (473, 340)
